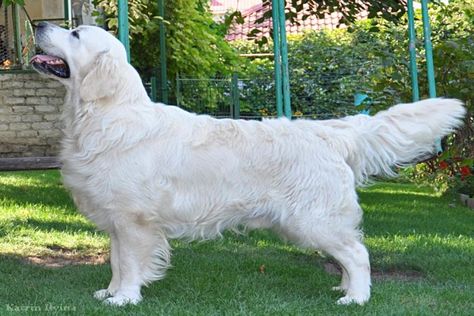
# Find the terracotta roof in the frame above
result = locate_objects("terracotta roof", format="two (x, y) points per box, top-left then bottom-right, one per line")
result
(226, 3), (368, 41)
(211, 0), (223, 6)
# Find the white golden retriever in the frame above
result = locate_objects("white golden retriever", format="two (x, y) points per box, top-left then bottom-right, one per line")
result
(31, 22), (465, 306)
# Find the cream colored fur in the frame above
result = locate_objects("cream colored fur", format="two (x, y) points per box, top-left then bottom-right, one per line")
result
(33, 23), (466, 306)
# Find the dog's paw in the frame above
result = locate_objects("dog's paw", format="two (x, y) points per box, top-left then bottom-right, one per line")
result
(331, 285), (348, 293)
(93, 289), (113, 300)
(103, 293), (142, 306)
(336, 294), (369, 306)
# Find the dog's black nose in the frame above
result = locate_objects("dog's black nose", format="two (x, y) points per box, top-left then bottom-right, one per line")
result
(35, 21), (49, 29)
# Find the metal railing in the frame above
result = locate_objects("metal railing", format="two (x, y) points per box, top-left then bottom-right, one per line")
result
(0, 5), (33, 70)
(174, 74), (369, 120)
(0, 3), (80, 71)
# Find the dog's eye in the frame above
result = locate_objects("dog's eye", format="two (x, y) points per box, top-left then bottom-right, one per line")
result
(71, 30), (80, 39)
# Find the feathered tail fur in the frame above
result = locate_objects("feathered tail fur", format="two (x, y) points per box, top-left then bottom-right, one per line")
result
(321, 98), (466, 184)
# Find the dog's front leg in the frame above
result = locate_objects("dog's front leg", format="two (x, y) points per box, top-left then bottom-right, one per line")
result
(93, 231), (121, 300)
(100, 219), (171, 306)
(101, 224), (145, 306)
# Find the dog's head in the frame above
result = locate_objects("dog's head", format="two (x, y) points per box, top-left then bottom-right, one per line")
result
(31, 22), (132, 102)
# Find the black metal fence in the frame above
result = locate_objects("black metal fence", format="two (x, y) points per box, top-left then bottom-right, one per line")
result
(175, 76), (278, 119)
(0, 4), (80, 71)
(173, 73), (369, 120)
(0, 5), (34, 70)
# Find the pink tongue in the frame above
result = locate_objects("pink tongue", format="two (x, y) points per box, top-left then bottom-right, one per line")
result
(30, 54), (60, 63)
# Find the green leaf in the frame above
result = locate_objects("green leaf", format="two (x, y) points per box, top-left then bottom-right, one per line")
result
(3, 0), (25, 6)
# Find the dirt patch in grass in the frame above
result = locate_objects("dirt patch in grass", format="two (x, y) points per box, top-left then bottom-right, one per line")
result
(371, 269), (424, 281)
(323, 261), (424, 282)
(23, 246), (108, 268)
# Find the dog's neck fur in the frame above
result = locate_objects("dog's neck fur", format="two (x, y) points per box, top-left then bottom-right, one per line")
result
(61, 64), (150, 132)
(58, 64), (152, 163)
(62, 82), (81, 128)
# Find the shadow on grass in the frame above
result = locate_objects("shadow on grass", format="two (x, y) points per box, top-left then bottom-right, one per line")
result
(0, 253), (111, 311)
(6, 217), (97, 235)
(0, 232), (435, 316)
(4, 221), (470, 314)
(0, 182), (75, 213)
(0, 241), (332, 309)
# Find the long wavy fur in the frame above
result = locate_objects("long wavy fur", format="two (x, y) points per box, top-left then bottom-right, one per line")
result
(33, 23), (466, 306)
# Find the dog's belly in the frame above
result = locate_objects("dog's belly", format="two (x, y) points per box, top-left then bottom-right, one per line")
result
(60, 153), (282, 237)
(137, 180), (283, 240)
(156, 210), (275, 240)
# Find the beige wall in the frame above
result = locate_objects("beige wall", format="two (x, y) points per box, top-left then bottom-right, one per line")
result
(0, 72), (65, 158)
(24, 0), (96, 26)
(25, 0), (64, 21)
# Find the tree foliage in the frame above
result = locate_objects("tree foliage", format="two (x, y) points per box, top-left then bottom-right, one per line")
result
(2, 0), (25, 6)
(227, 0), (408, 43)
(90, 0), (412, 80)
(271, 0), (407, 24)
(407, 0), (474, 194)
(92, 0), (152, 35)
(93, 0), (240, 83)
(229, 0), (474, 193)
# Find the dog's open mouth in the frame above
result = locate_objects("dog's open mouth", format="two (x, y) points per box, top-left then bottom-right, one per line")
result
(30, 54), (70, 79)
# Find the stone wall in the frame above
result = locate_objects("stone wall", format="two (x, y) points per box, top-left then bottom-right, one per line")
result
(0, 72), (65, 158)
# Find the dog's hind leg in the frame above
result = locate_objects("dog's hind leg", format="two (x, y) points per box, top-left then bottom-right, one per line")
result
(331, 265), (349, 293)
(281, 201), (371, 305)
(101, 220), (171, 306)
(323, 238), (371, 305)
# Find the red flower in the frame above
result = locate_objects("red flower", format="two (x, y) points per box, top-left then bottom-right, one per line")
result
(439, 161), (449, 170)
(460, 166), (472, 180)
(460, 166), (471, 176)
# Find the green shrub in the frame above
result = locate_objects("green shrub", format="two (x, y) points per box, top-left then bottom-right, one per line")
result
(93, 0), (241, 84)
(234, 0), (473, 193)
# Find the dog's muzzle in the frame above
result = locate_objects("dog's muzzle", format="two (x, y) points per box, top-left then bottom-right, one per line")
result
(30, 22), (70, 79)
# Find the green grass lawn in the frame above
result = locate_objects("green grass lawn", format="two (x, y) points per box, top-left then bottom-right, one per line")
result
(0, 170), (473, 315)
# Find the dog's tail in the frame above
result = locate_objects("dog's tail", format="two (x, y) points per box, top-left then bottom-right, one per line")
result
(323, 98), (466, 184)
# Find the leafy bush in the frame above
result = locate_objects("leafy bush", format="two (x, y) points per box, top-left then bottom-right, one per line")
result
(93, 0), (241, 92)
(234, 21), (412, 118)
(230, 1), (474, 194)
(393, 0), (473, 194)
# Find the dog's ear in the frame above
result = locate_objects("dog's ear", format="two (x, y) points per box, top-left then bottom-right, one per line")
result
(80, 50), (122, 102)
